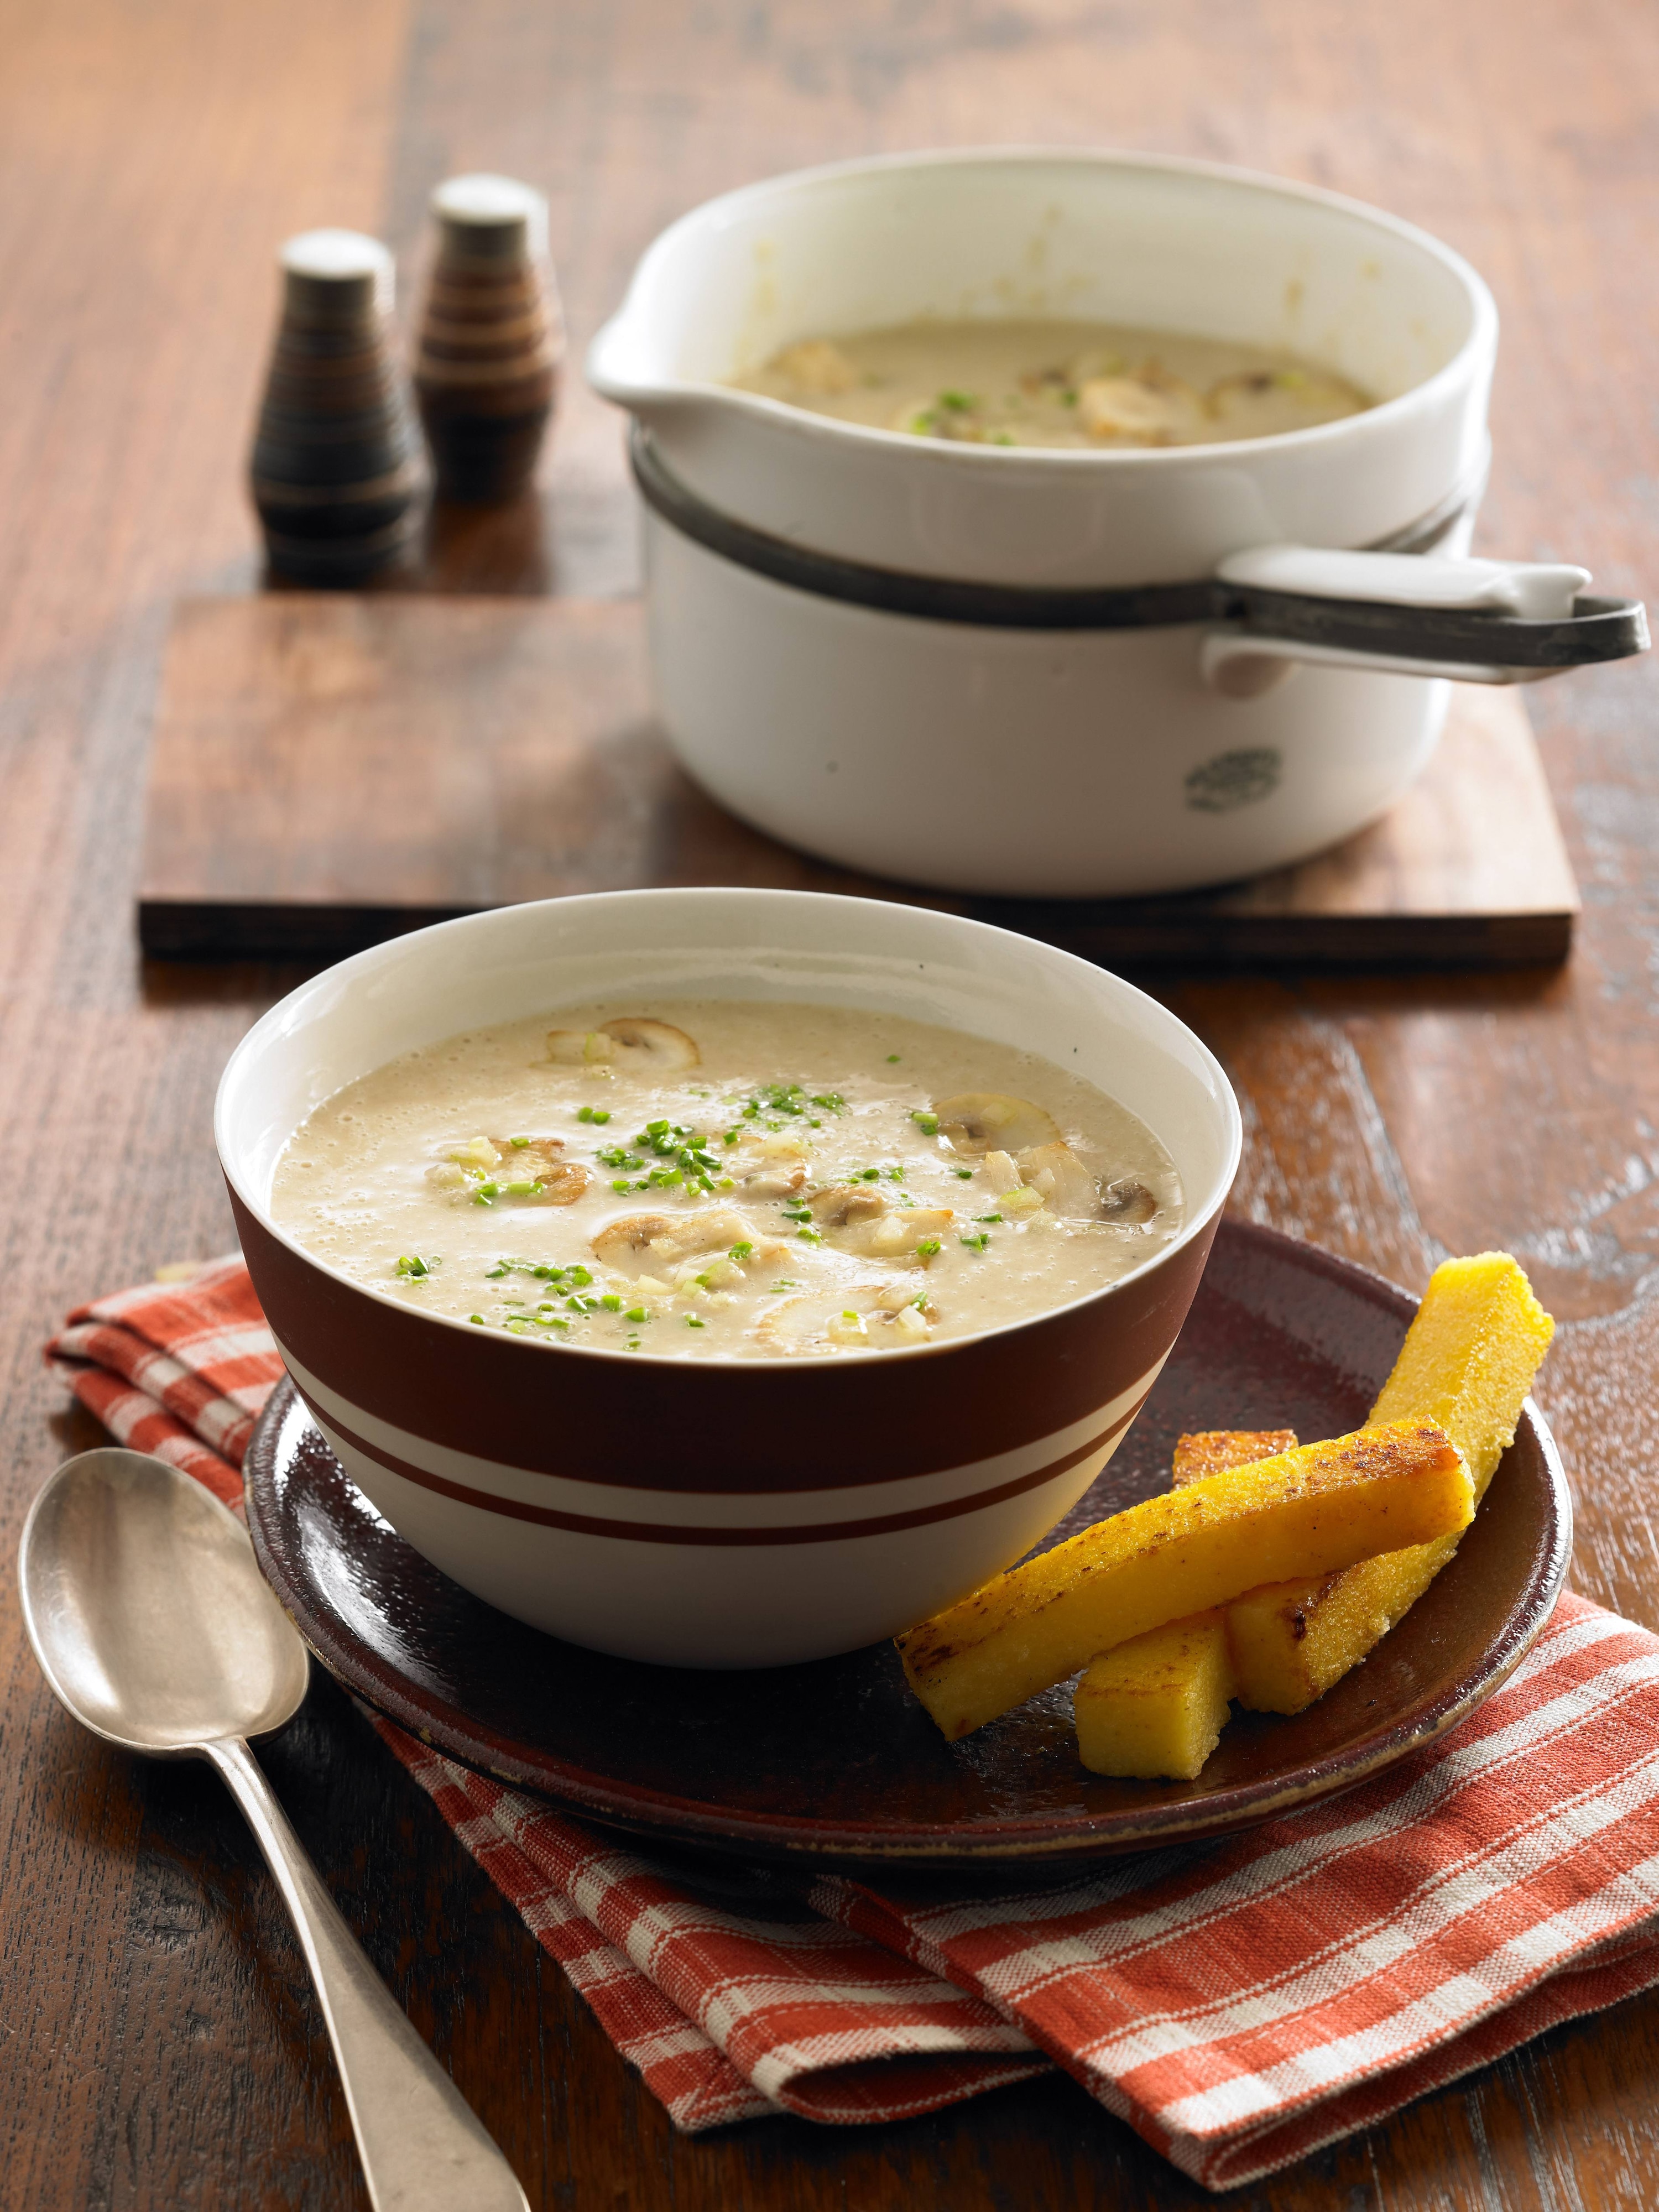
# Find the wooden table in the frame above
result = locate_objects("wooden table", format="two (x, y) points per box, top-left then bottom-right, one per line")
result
(3, 2), (1657, 2204)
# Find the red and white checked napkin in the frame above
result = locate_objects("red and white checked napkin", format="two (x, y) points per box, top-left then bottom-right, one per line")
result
(46, 1257), (1659, 2190)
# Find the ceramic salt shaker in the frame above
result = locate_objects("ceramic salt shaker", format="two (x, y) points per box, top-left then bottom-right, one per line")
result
(414, 174), (562, 503)
(249, 229), (425, 583)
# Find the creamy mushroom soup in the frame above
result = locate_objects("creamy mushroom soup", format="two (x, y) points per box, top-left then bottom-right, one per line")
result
(729, 319), (1371, 449)
(271, 1001), (1185, 1360)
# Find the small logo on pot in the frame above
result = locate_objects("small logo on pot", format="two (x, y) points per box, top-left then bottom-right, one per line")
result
(1185, 747), (1282, 813)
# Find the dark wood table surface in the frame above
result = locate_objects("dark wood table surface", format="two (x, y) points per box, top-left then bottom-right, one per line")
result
(4, 2), (1658, 2205)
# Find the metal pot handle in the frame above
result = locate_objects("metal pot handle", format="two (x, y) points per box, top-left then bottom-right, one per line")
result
(1201, 545), (1648, 696)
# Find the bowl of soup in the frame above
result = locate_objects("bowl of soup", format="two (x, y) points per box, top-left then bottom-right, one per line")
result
(588, 149), (1641, 898)
(217, 888), (1240, 1666)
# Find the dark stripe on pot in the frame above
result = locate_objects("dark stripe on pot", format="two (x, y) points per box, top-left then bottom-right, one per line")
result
(633, 432), (1645, 667)
(634, 429), (1473, 633)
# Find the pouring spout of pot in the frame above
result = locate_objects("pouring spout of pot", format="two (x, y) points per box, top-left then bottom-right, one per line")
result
(586, 311), (708, 414)
(587, 311), (815, 457)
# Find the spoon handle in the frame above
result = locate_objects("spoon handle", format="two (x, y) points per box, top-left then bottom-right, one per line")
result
(206, 1737), (530, 2212)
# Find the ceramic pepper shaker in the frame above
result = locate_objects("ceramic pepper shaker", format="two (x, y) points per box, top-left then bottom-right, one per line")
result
(413, 174), (562, 504)
(249, 229), (425, 584)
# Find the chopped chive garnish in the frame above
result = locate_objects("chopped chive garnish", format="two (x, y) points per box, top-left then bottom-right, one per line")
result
(910, 1109), (939, 1136)
(916, 1237), (942, 1257)
(601, 1294), (622, 1312)
(686, 1314), (706, 1329)
(771, 1280), (798, 1291)
(723, 1129), (742, 1145)
(960, 1232), (991, 1251)
(886, 1053), (900, 1063)
(504, 1179), (542, 1196)
(953, 1167), (974, 1179)
(612, 1178), (632, 1193)
(625, 1306), (649, 1324)
(473, 1183), (499, 1205)
(974, 1213), (1003, 1224)
(729, 1240), (754, 1261)
(796, 1226), (822, 1243)
(593, 1109), (610, 1124)
(394, 1254), (435, 1278)
(568, 1266), (593, 1287)
(509, 1135), (531, 1147)
(468, 1313), (485, 1325)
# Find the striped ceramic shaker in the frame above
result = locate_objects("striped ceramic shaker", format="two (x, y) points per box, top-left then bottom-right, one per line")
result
(249, 229), (425, 582)
(414, 174), (562, 504)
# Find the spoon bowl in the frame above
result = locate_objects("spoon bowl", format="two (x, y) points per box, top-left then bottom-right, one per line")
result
(19, 1446), (530, 2212)
(20, 1448), (307, 1755)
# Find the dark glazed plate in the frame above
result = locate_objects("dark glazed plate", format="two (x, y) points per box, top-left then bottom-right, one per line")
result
(243, 1219), (1572, 1875)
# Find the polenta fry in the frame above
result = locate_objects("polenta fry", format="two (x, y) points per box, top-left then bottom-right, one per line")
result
(898, 1422), (1472, 1740)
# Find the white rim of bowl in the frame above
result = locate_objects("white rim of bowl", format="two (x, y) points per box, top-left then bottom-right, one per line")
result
(216, 886), (1244, 1372)
(588, 144), (1498, 470)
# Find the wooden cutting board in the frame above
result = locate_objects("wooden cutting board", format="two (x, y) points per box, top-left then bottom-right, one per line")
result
(137, 594), (1580, 967)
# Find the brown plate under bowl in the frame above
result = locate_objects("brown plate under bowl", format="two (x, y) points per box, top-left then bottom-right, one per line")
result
(243, 1218), (1571, 1876)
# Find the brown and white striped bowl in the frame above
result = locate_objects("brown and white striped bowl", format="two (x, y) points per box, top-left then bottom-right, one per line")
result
(216, 889), (1241, 1668)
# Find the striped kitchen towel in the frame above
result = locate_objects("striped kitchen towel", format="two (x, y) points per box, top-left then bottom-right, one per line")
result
(46, 1259), (1659, 2190)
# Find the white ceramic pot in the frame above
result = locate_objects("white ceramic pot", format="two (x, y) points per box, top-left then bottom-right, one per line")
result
(589, 150), (1644, 898)
(216, 888), (1240, 1667)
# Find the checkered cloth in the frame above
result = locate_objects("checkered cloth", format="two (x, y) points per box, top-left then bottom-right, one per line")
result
(46, 1258), (1659, 2189)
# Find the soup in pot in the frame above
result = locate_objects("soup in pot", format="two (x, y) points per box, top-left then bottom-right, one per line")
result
(729, 317), (1371, 449)
(271, 1000), (1185, 1360)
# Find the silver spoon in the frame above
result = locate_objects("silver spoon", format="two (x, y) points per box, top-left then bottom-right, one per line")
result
(19, 1448), (531, 2212)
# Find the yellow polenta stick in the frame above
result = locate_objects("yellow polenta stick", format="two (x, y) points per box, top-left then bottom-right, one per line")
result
(897, 1423), (1472, 1741)
(1074, 1611), (1236, 1781)
(1172, 1430), (1298, 1486)
(1225, 1252), (1554, 1714)
(1074, 1428), (1296, 1778)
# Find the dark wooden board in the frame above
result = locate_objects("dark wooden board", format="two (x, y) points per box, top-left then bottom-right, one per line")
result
(137, 593), (1580, 968)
